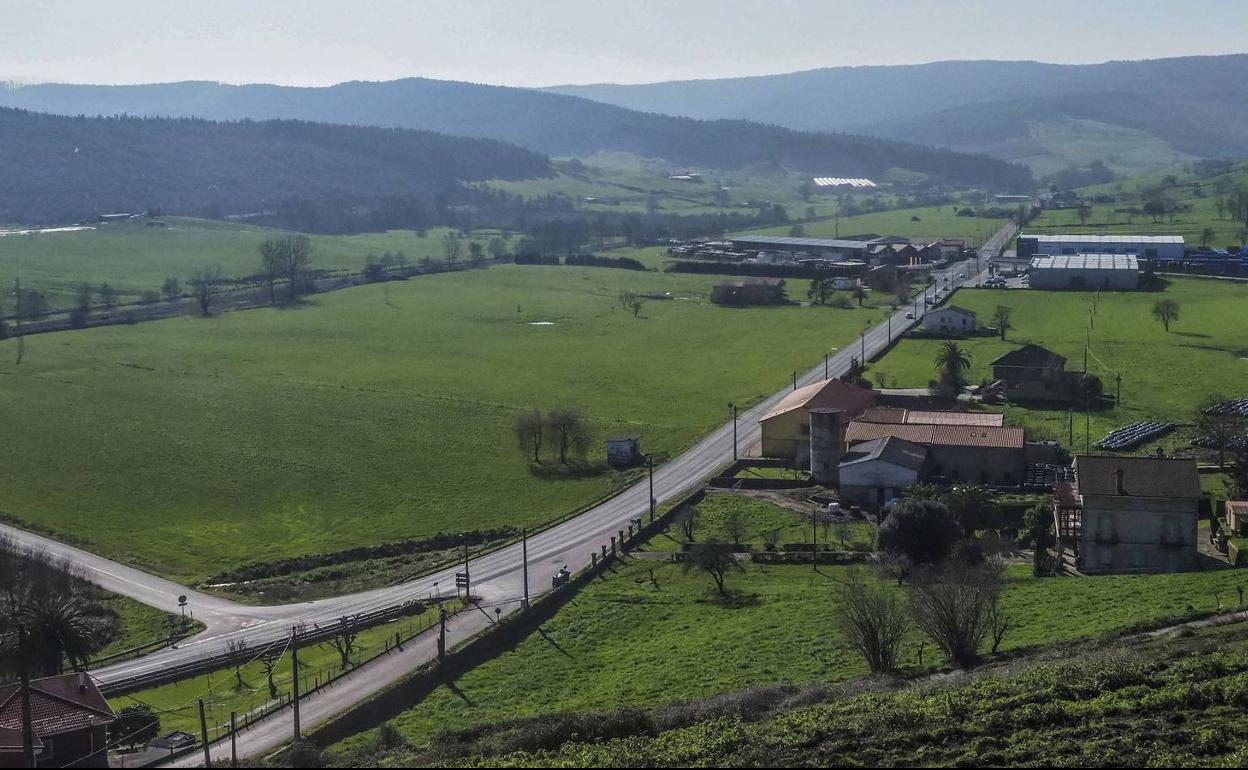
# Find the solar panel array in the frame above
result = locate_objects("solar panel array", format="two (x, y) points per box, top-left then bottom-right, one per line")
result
(812, 177), (877, 188)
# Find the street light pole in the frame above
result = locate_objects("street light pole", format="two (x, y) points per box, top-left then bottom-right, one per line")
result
(729, 403), (738, 462)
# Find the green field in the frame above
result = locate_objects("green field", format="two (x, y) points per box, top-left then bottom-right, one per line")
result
(330, 494), (1248, 756)
(0, 218), (496, 310)
(0, 263), (884, 583)
(869, 278), (1248, 449)
(738, 205), (1007, 248)
(94, 593), (198, 662)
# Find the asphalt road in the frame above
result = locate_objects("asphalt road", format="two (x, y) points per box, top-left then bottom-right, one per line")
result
(0, 222), (1016, 764)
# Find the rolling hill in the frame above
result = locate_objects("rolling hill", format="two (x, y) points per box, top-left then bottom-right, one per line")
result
(548, 55), (1248, 176)
(0, 107), (551, 228)
(0, 78), (1032, 190)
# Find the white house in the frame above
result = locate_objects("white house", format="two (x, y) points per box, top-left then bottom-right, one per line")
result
(921, 305), (977, 334)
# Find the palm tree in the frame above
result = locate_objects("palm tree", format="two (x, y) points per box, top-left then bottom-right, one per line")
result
(19, 594), (103, 676)
(934, 341), (972, 392)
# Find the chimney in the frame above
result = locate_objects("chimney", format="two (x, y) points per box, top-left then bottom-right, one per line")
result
(1114, 467), (1127, 495)
(78, 671), (88, 694)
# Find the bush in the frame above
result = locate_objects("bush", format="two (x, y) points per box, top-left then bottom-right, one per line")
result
(877, 499), (961, 567)
(69, 307), (89, 328)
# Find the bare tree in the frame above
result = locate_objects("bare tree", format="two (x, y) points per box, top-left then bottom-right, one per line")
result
(99, 284), (119, 310)
(545, 407), (592, 464)
(225, 638), (249, 691)
(722, 509), (748, 547)
(281, 236), (314, 301)
(258, 239), (285, 305)
(837, 569), (908, 674)
(514, 410), (544, 463)
(907, 558), (1006, 668)
(188, 266), (224, 317)
(986, 590), (1011, 654)
(162, 277), (182, 303)
(681, 540), (742, 598)
(677, 506), (700, 542)
(1197, 393), (1246, 469)
(991, 305), (1013, 341)
(260, 648), (282, 699)
(325, 616), (359, 671)
(75, 284), (93, 312)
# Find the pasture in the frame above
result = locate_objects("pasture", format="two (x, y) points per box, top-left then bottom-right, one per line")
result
(869, 278), (1248, 449)
(0, 218), (493, 310)
(0, 263), (884, 583)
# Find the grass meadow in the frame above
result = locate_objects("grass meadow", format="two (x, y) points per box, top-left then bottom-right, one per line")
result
(0, 218), (494, 310)
(0, 262), (884, 582)
(869, 278), (1248, 449)
(331, 492), (1248, 753)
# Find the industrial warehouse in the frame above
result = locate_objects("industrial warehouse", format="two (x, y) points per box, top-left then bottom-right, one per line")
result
(1016, 234), (1185, 260)
(1028, 253), (1140, 291)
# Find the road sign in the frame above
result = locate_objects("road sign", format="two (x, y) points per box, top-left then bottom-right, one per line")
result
(454, 572), (469, 588)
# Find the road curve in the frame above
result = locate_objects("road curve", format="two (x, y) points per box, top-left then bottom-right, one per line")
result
(2, 222), (1016, 763)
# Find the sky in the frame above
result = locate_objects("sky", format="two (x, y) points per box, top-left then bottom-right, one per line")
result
(3, 0), (1246, 88)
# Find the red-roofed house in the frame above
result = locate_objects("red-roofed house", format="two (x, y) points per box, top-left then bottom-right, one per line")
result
(0, 672), (115, 768)
(759, 379), (876, 464)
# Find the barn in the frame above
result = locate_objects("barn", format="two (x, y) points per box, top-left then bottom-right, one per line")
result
(1028, 254), (1139, 291)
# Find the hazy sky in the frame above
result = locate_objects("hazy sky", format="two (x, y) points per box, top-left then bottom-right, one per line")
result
(3, 0), (1246, 87)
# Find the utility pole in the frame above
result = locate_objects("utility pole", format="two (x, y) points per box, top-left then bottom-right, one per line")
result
(291, 629), (301, 740)
(729, 403), (738, 461)
(648, 454), (655, 522)
(18, 629), (34, 770)
(230, 712), (238, 768)
(521, 529), (529, 609)
(437, 607), (447, 661)
(463, 542), (471, 600)
(792, 371), (797, 391)
(824, 353), (828, 379)
(198, 699), (211, 769)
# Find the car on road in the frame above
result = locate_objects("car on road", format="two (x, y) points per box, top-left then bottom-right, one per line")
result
(905, 312), (915, 319)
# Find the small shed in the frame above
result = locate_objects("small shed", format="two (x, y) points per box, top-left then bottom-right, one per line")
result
(607, 437), (642, 468)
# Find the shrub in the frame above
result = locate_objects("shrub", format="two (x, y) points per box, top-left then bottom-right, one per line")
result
(878, 499), (961, 567)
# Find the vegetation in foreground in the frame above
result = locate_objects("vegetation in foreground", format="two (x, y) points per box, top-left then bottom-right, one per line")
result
(0, 264), (885, 584)
(363, 620), (1248, 768)
(324, 492), (1248, 762)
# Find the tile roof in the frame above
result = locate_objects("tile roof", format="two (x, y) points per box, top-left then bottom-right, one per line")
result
(990, 344), (1066, 368)
(0, 673), (114, 739)
(1073, 455), (1202, 500)
(846, 421), (1024, 449)
(0, 725), (42, 751)
(760, 379), (876, 422)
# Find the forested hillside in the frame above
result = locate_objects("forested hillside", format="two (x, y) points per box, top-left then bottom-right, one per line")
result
(0, 108), (551, 229)
(549, 55), (1248, 172)
(0, 79), (1033, 190)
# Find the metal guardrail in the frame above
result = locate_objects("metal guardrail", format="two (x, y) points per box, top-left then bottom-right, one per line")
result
(99, 600), (429, 696)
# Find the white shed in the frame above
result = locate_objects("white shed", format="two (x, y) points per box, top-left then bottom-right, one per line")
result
(838, 436), (927, 508)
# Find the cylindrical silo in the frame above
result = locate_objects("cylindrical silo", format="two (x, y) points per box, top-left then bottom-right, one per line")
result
(809, 407), (844, 485)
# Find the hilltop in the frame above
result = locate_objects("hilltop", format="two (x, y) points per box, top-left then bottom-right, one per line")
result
(0, 78), (1032, 190)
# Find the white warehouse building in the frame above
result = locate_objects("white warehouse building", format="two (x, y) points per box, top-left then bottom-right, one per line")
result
(1029, 254), (1140, 291)
(1017, 234), (1184, 261)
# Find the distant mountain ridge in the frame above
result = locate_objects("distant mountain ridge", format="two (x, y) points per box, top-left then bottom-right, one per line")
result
(0, 78), (1032, 189)
(546, 55), (1248, 172)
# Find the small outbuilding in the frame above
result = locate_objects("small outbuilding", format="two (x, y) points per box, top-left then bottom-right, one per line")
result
(606, 437), (642, 468)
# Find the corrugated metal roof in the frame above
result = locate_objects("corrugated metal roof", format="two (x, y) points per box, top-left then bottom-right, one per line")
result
(1020, 234), (1184, 244)
(859, 407), (1004, 427)
(1030, 254), (1140, 271)
(846, 421), (1023, 449)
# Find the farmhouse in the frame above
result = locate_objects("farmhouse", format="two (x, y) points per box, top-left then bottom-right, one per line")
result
(606, 437), (641, 468)
(1017, 234), (1184, 261)
(1054, 455), (1202, 574)
(838, 436), (928, 508)
(1029, 254), (1140, 291)
(0, 672), (116, 768)
(921, 305), (977, 334)
(844, 420), (1026, 486)
(759, 379), (876, 464)
(709, 277), (786, 306)
(990, 344), (1080, 402)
